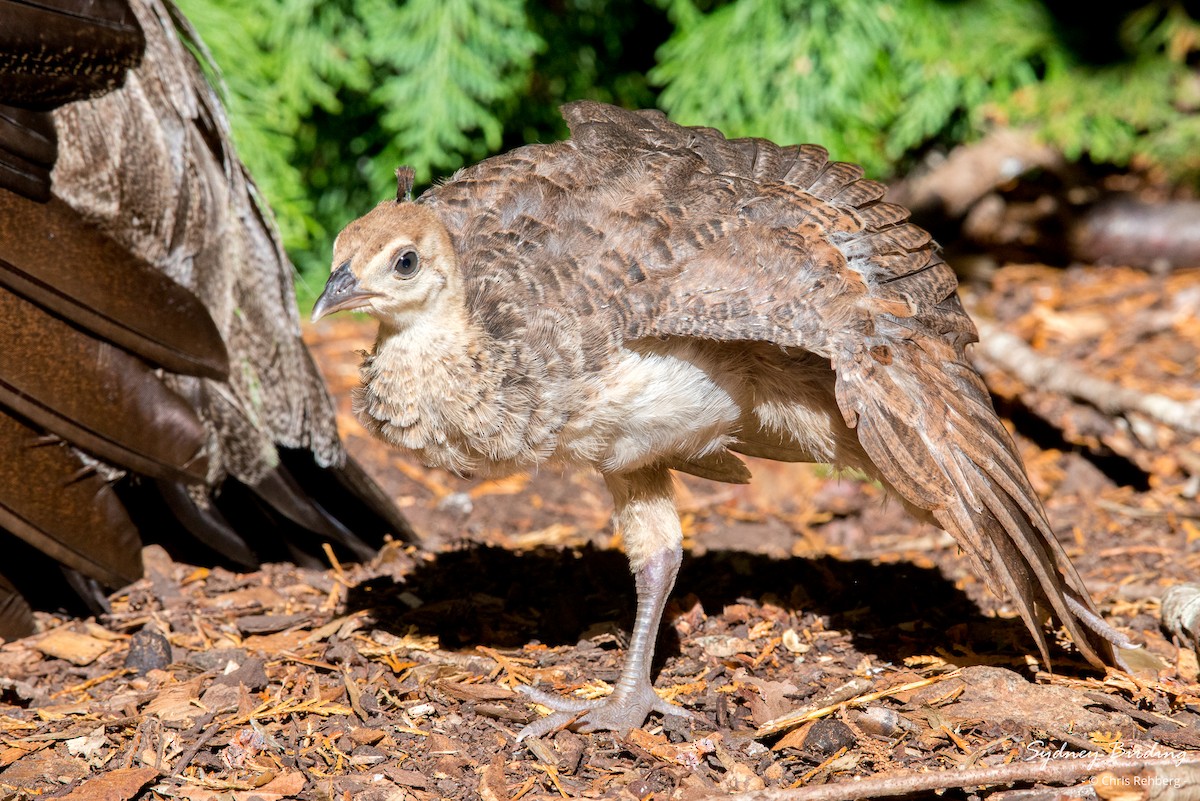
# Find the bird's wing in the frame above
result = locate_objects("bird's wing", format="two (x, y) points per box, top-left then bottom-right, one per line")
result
(0, 0), (410, 637)
(559, 101), (1113, 668)
(558, 100), (970, 355)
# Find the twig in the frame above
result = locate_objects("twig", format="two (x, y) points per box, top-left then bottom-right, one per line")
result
(988, 786), (1097, 801)
(712, 757), (1200, 801)
(1070, 199), (1200, 271)
(121, 716), (159, 770)
(1094, 501), (1200, 521)
(172, 708), (228, 776)
(971, 317), (1200, 435)
(51, 668), (133, 699)
(1042, 726), (1107, 755)
(756, 670), (961, 737)
(1083, 690), (1187, 729)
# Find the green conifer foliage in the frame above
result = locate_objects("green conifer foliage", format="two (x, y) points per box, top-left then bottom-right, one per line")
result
(175, 0), (541, 282)
(653, 0), (1200, 182)
(358, 0), (542, 185)
(175, 0), (1198, 287)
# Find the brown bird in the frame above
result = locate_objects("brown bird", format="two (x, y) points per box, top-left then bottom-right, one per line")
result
(313, 101), (1132, 739)
(0, 0), (410, 638)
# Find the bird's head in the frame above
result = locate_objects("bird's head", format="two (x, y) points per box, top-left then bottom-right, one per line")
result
(311, 195), (459, 328)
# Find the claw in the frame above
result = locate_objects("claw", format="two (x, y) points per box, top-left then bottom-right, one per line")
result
(514, 682), (693, 741)
(515, 708), (587, 741)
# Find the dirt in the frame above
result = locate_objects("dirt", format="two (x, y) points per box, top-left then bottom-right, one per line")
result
(0, 264), (1197, 801)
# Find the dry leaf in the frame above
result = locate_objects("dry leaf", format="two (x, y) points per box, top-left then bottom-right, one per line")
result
(626, 728), (718, 768)
(436, 680), (515, 702)
(176, 771), (305, 801)
(740, 674), (800, 726)
(210, 585), (284, 610)
(719, 759), (766, 793)
(82, 623), (124, 642)
(773, 720), (815, 751)
(0, 742), (51, 768)
(65, 726), (107, 760)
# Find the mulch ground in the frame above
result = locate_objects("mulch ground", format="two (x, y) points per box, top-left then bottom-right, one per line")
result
(1, 264), (1197, 801)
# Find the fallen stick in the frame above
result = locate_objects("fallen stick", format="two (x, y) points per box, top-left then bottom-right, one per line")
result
(971, 317), (1200, 436)
(713, 757), (1200, 801)
(886, 129), (1062, 218)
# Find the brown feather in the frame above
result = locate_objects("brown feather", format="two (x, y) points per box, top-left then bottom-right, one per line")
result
(0, 409), (142, 587)
(0, 575), (34, 643)
(835, 339), (1111, 668)
(0, 194), (229, 379)
(0, 105), (56, 200)
(0, 289), (209, 483)
(0, 0), (144, 107)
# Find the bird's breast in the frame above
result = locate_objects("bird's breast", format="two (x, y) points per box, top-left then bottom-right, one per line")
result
(357, 328), (778, 480)
(356, 326), (570, 477)
(556, 339), (748, 474)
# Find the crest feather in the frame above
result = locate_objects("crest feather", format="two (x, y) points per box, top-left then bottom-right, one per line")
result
(395, 166), (415, 202)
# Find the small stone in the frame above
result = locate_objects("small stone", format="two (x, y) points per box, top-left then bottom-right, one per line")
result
(124, 626), (172, 675)
(803, 719), (856, 757)
(847, 706), (916, 738)
(436, 492), (473, 516)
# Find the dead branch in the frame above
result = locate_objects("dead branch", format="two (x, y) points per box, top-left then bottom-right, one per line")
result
(1071, 199), (1200, 271)
(971, 317), (1200, 436)
(715, 758), (1200, 801)
(887, 129), (1062, 219)
(988, 786), (1097, 801)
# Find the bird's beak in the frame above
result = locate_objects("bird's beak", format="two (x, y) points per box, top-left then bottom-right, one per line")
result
(312, 262), (376, 322)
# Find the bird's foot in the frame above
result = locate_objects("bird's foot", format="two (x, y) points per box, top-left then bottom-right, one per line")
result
(514, 683), (692, 741)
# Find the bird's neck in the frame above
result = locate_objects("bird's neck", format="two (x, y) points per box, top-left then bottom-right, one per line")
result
(355, 312), (502, 474)
(370, 310), (494, 397)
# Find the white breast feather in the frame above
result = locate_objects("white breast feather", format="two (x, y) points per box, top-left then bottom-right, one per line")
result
(565, 341), (744, 473)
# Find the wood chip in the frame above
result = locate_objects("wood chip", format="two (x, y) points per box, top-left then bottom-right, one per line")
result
(33, 629), (111, 666)
(56, 767), (157, 801)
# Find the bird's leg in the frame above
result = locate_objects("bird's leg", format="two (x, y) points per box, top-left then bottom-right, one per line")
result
(516, 466), (692, 741)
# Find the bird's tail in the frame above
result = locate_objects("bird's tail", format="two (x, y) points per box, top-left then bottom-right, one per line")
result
(834, 334), (1116, 669)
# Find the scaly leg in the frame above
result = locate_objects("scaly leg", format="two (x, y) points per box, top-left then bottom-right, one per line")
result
(516, 466), (693, 740)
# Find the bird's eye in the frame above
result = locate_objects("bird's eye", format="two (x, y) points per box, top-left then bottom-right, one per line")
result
(392, 249), (420, 278)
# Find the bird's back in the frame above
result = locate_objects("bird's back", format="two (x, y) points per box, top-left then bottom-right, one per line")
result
(423, 100), (974, 369)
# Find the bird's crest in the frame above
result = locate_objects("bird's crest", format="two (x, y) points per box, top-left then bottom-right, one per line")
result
(395, 166), (415, 202)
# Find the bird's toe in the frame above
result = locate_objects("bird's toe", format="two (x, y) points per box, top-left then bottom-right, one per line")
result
(514, 683), (692, 742)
